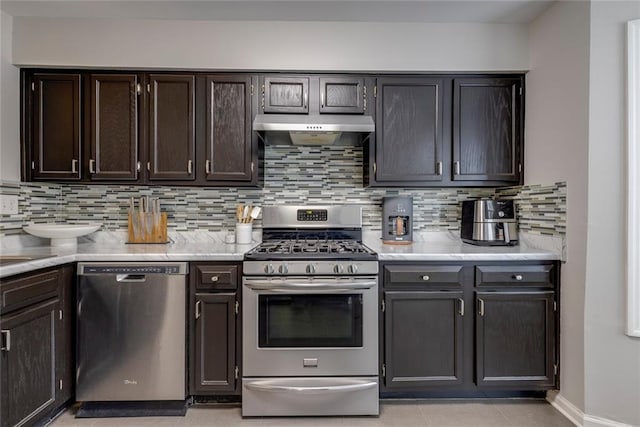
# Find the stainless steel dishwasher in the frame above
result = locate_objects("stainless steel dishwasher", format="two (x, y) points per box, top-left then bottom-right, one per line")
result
(76, 262), (187, 402)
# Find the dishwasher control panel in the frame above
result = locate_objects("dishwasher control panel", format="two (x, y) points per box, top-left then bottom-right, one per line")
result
(78, 263), (188, 275)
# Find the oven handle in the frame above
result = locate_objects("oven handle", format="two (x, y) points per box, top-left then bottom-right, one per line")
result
(245, 380), (377, 394)
(244, 280), (376, 292)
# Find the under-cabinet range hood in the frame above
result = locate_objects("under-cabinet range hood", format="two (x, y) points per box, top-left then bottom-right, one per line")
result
(252, 114), (375, 145)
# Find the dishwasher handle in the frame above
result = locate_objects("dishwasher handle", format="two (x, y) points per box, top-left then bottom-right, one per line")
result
(116, 274), (147, 282)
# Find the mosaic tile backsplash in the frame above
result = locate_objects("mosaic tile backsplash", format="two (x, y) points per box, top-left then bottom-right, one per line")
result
(0, 145), (566, 238)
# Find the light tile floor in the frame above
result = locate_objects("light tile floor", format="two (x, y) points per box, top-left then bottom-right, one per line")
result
(50, 400), (576, 427)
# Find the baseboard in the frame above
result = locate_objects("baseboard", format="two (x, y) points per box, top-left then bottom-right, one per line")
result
(546, 391), (584, 426)
(547, 391), (636, 427)
(583, 414), (636, 427)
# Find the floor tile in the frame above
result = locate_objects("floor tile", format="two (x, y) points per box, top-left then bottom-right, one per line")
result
(49, 399), (573, 427)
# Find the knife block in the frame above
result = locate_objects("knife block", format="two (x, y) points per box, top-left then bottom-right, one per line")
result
(127, 212), (168, 244)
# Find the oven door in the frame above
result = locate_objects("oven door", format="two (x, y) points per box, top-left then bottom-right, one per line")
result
(242, 276), (378, 377)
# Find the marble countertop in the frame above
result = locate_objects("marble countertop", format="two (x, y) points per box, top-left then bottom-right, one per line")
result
(363, 231), (562, 262)
(0, 230), (562, 279)
(0, 231), (258, 278)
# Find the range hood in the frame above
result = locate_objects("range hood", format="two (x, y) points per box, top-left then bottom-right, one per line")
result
(253, 114), (375, 145)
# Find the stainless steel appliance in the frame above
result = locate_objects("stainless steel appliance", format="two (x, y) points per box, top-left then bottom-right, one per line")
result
(76, 263), (187, 403)
(461, 199), (518, 246)
(242, 205), (379, 417)
(382, 196), (413, 244)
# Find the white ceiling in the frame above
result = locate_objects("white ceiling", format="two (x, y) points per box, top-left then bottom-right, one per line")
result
(0, 0), (556, 23)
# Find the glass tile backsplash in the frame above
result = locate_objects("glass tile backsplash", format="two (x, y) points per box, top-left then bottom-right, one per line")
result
(0, 146), (566, 238)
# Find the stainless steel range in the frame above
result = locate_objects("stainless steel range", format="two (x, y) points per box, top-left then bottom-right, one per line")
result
(242, 205), (379, 417)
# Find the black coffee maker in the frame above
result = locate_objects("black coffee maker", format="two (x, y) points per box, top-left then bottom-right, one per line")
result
(382, 196), (413, 244)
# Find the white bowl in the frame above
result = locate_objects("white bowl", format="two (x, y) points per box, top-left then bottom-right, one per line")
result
(23, 223), (102, 249)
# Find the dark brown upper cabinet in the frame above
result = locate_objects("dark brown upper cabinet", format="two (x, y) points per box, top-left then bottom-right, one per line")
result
(88, 74), (140, 181)
(261, 76), (309, 114)
(205, 75), (253, 182)
(372, 77), (444, 185)
(319, 77), (366, 114)
(148, 74), (196, 181)
(30, 73), (82, 181)
(453, 77), (523, 184)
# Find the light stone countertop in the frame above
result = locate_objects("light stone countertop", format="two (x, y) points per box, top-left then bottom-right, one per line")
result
(0, 231), (259, 278)
(0, 230), (562, 279)
(363, 230), (562, 262)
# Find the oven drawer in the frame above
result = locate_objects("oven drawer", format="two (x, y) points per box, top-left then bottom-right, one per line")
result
(242, 377), (379, 416)
(384, 265), (463, 288)
(194, 264), (238, 290)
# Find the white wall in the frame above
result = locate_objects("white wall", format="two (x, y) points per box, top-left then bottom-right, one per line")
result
(0, 11), (21, 181)
(585, 1), (640, 426)
(11, 17), (529, 71)
(527, 0), (590, 414)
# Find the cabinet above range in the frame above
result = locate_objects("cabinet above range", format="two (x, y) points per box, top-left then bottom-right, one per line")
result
(22, 71), (261, 187)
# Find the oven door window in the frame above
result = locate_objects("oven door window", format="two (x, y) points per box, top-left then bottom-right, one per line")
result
(258, 294), (363, 348)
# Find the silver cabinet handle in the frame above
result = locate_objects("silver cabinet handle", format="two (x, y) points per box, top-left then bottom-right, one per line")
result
(137, 161), (141, 172)
(195, 300), (201, 320)
(89, 159), (96, 174)
(303, 92), (308, 109)
(454, 161), (461, 175)
(187, 160), (193, 174)
(458, 298), (465, 316)
(321, 91), (324, 108)
(437, 162), (443, 176)
(210, 276), (219, 282)
(245, 380), (377, 394)
(514, 274), (523, 281)
(147, 162), (151, 171)
(422, 275), (430, 281)
(71, 159), (78, 173)
(478, 298), (485, 316)
(205, 160), (211, 174)
(1, 330), (10, 351)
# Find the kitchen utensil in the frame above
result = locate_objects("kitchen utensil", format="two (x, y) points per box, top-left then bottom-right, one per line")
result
(249, 206), (261, 223)
(243, 205), (250, 223)
(237, 205), (244, 223)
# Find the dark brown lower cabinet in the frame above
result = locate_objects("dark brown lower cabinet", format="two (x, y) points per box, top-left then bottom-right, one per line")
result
(189, 262), (241, 396)
(0, 265), (74, 427)
(381, 261), (559, 395)
(192, 293), (237, 394)
(475, 291), (556, 389)
(384, 291), (464, 389)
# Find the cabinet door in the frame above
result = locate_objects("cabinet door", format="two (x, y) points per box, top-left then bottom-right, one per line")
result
(89, 74), (140, 180)
(262, 76), (309, 113)
(205, 75), (253, 182)
(320, 77), (365, 114)
(1, 299), (59, 427)
(375, 78), (444, 184)
(475, 291), (555, 388)
(384, 291), (464, 390)
(148, 74), (196, 180)
(192, 293), (237, 394)
(453, 77), (522, 183)
(32, 74), (82, 180)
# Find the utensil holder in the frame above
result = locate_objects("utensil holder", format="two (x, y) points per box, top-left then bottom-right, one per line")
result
(236, 223), (252, 245)
(128, 212), (168, 243)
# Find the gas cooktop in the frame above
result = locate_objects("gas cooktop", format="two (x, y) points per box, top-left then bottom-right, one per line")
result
(244, 238), (376, 261)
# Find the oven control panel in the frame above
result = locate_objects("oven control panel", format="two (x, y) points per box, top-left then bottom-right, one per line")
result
(244, 260), (379, 276)
(297, 209), (328, 222)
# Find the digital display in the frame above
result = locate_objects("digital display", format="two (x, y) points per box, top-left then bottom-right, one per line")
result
(297, 209), (328, 221)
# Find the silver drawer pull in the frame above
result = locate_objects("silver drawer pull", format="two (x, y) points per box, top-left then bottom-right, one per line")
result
(422, 275), (430, 281)
(514, 275), (523, 281)
(210, 276), (219, 282)
(195, 300), (201, 320)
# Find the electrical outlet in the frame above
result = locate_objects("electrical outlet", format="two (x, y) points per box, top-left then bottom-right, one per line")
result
(0, 195), (19, 215)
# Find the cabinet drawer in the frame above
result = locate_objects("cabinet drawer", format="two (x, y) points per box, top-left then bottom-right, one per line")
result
(1, 269), (60, 315)
(384, 265), (463, 288)
(475, 265), (554, 288)
(195, 265), (238, 290)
